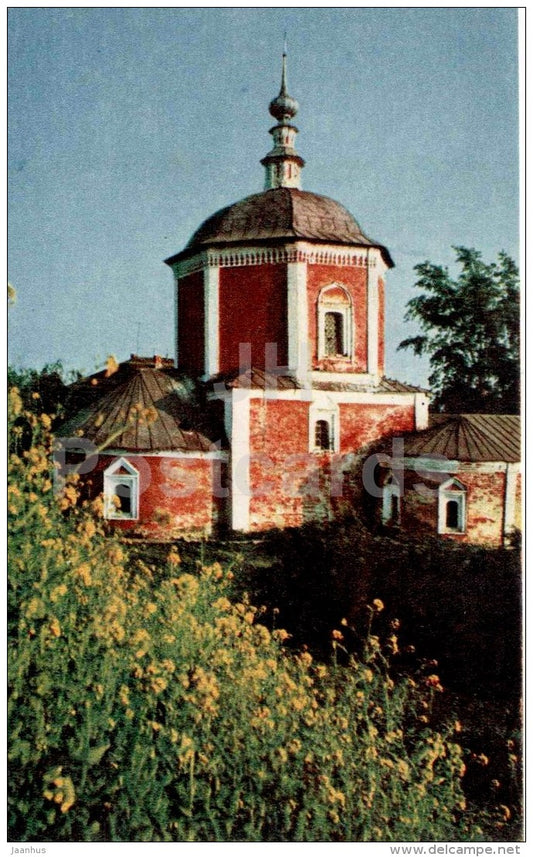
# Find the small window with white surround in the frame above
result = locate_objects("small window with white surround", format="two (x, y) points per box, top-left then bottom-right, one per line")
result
(309, 400), (339, 453)
(382, 474), (401, 525)
(317, 284), (353, 360)
(104, 457), (140, 520)
(438, 478), (466, 534)
(314, 419), (332, 451)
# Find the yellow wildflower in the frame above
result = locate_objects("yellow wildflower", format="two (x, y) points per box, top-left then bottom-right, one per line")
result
(75, 563), (92, 587)
(272, 628), (291, 643)
(26, 597), (44, 618)
(9, 387), (23, 416)
(150, 677), (168, 694)
(49, 618), (61, 637)
(50, 584), (68, 602)
(40, 414), (52, 430)
(107, 545), (124, 564)
(105, 355), (119, 377)
(396, 760), (410, 781)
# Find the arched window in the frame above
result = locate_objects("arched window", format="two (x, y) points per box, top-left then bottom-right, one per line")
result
(438, 478), (466, 534)
(104, 457), (140, 520)
(317, 285), (353, 360)
(314, 419), (331, 451)
(324, 311), (344, 356)
(445, 499), (459, 529)
(382, 475), (401, 525)
(309, 399), (339, 453)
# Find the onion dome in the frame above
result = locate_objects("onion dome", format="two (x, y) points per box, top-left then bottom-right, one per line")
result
(268, 52), (299, 123)
(261, 49), (304, 189)
(164, 51), (393, 269)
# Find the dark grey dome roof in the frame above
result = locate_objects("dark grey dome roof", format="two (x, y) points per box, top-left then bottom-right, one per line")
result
(165, 187), (393, 267)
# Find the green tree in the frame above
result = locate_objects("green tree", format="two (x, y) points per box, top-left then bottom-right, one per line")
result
(399, 247), (520, 413)
(8, 360), (81, 419)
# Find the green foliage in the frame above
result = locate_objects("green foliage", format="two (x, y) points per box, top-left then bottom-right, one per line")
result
(399, 247), (520, 413)
(230, 520), (522, 837)
(8, 360), (81, 422)
(9, 405), (483, 842)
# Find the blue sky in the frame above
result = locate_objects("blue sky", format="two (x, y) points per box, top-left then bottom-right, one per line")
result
(8, 7), (519, 386)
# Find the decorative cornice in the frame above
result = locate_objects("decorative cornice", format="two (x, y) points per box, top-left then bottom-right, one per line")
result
(172, 244), (374, 278)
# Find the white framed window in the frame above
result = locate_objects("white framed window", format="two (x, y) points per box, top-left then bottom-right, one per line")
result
(317, 284), (353, 360)
(309, 400), (339, 453)
(104, 457), (140, 520)
(438, 478), (466, 534)
(382, 475), (401, 525)
(314, 419), (332, 451)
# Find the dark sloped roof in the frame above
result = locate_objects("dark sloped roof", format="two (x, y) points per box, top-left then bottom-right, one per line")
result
(313, 377), (429, 394)
(400, 414), (520, 463)
(165, 187), (393, 268)
(208, 369), (426, 395)
(58, 358), (226, 452)
(207, 367), (302, 392)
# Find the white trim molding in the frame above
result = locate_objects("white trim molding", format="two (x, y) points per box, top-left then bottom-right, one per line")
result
(503, 464), (519, 537)
(287, 260), (308, 380)
(317, 283), (354, 362)
(230, 390), (251, 531)
(310, 371), (380, 386)
(366, 248), (381, 376)
(414, 393), (430, 430)
(204, 265), (220, 377)
(104, 457), (140, 521)
(382, 474), (401, 525)
(103, 449), (228, 461)
(438, 477), (467, 534)
(309, 396), (340, 453)
(171, 242), (374, 279)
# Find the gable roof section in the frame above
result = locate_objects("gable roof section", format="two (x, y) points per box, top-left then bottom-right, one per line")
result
(401, 414), (520, 463)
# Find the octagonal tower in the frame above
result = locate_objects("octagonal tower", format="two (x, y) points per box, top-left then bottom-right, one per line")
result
(165, 50), (392, 387)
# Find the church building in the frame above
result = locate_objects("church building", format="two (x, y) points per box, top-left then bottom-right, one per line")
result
(58, 54), (519, 545)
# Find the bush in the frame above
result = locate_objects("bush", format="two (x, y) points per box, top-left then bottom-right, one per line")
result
(8, 394), (489, 841)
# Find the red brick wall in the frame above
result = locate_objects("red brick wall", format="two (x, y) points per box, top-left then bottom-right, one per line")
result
(248, 398), (311, 529)
(307, 264), (368, 372)
(400, 468), (507, 547)
(247, 397), (416, 531)
(219, 264), (288, 372)
(84, 453), (223, 538)
(339, 402), (416, 451)
(178, 271), (205, 373)
(462, 471), (506, 546)
(515, 473), (522, 530)
(378, 276), (385, 374)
